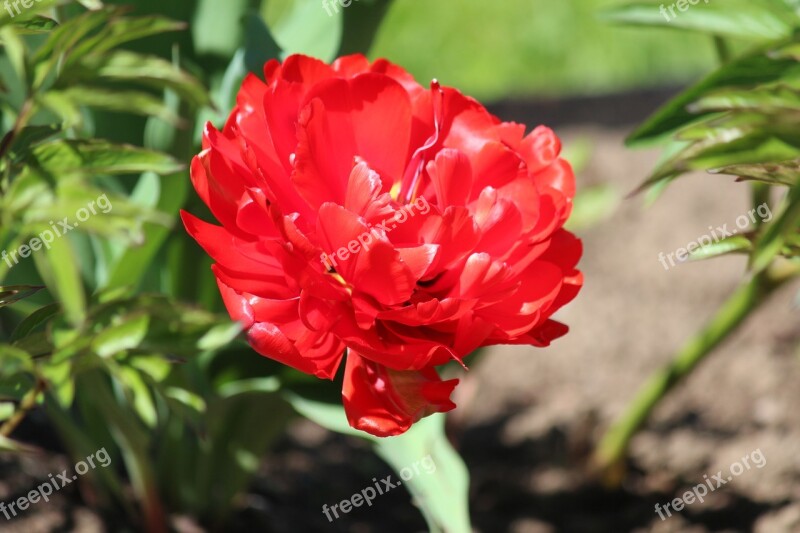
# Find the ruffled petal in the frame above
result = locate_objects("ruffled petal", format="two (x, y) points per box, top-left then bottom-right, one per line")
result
(342, 351), (458, 437)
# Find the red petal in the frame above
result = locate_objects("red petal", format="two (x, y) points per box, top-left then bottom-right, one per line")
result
(342, 351), (458, 437)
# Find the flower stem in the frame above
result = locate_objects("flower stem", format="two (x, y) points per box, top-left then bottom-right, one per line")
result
(592, 264), (794, 482)
(0, 378), (44, 438)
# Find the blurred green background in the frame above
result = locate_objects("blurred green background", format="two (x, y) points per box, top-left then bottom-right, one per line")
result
(183, 0), (721, 101)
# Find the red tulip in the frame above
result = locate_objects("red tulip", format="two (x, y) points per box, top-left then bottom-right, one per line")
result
(182, 54), (582, 437)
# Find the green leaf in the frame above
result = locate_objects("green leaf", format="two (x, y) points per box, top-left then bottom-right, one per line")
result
(164, 387), (206, 415)
(25, 139), (183, 176)
(627, 44), (800, 146)
(192, 0), (250, 57)
(45, 87), (184, 126)
(263, 0), (341, 60)
(218, 377), (280, 399)
(0, 25), (28, 85)
(91, 313), (150, 357)
(11, 302), (59, 341)
(338, 0), (394, 56)
(103, 171), (188, 292)
(7, 125), (61, 158)
(0, 285), (44, 307)
(33, 236), (86, 327)
(689, 234), (753, 260)
(40, 359), (74, 407)
(286, 391), (373, 439)
(374, 415), (472, 533)
(750, 184), (800, 271)
(711, 158), (800, 186)
(127, 354), (172, 383)
(117, 365), (158, 428)
(640, 113), (800, 187)
(600, 0), (798, 41)
(689, 85), (800, 114)
(0, 346), (34, 376)
(11, 15), (58, 34)
(35, 91), (84, 128)
(242, 12), (282, 75)
(0, 0), (59, 29)
(32, 7), (112, 88)
(61, 51), (211, 108)
(0, 402), (15, 422)
(75, 0), (104, 10)
(197, 322), (242, 351)
(65, 14), (186, 63)
(286, 394), (472, 532)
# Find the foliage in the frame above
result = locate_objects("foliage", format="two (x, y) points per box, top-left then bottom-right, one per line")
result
(594, 0), (800, 478)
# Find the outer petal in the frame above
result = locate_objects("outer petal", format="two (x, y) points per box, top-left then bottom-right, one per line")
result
(342, 351), (458, 437)
(217, 279), (345, 379)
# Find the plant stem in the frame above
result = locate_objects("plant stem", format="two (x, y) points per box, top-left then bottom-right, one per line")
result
(751, 183), (771, 229)
(713, 36), (731, 64)
(592, 265), (793, 481)
(0, 378), (45, 437)
(0, 98), (33, 161)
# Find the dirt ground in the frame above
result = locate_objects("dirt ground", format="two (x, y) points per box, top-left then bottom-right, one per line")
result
(1, 98), (799, 533)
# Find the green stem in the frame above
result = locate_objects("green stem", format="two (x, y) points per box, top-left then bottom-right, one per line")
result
(713, 36), (731, 64)
(751, 183), (771, 229)
(593, 266), (792, 479)
(0, 378), (44, 438)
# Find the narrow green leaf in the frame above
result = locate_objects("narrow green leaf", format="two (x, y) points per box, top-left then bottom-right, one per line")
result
(0, 402), (15, 422)
(11, 15), (58, 34)
(0, 285), (44, 307)
(600, 0), (798, 40)
(33, 237), (86, 326)
(91, 314), (150, 357)
(198, 322), (242, 351)
(10, 302), (59, 341)
(46, 87), (184, 126)
(628, 45), (800, 146)
(711, 158), (800, 186)
(62, 51), (211, 108)
(219, 377), (280, 399)
(117, 366), (158, 428)
(26, 139), (183, 176)
(287, 393), (472, 533)
(375, 415), (472, 533)
(689, 234), (753, 260)
(690, 85), (800, 114)
(65, 14), (186, 62)
(750, 184), (800, 271)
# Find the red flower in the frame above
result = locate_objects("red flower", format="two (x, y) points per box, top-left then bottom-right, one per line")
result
(182, 54), (582, 437)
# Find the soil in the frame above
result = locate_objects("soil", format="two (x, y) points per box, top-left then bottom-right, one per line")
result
(1, 94), (799, 533)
